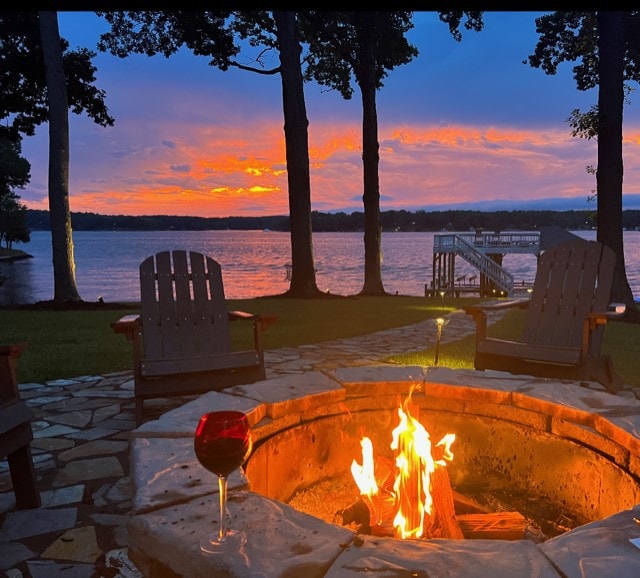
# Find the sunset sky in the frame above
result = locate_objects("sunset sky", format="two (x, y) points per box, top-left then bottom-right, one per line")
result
(19, 11), (640, 218)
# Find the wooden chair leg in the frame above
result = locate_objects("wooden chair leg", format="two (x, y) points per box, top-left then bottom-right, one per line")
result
(8, 443), (40, 509)
(135, 397), (144, 427)
(588, 357), (624, 394)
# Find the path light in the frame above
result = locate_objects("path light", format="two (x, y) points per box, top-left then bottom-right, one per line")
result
(439, 291), (445, 309)
(434, 317), (449, 366)
(527, 288), (533, 300)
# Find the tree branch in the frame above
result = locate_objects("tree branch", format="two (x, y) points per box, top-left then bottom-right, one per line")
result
(228, 60), (280, 75)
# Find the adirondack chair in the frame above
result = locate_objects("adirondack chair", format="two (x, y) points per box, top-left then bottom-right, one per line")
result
(463, 239), (625, 393)
(112, 250), (277, 425)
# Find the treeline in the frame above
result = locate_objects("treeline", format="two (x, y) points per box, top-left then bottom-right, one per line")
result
(26, 208), (640, 233)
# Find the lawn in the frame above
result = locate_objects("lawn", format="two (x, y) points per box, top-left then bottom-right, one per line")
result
(2, 295), (638, 389)
(0, 295), (478, 384)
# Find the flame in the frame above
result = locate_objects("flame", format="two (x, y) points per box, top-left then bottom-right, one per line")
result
(351, 402), (455, 540)
(351, 437), (378, 497)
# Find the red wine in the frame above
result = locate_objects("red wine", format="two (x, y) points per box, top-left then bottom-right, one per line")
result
(195, 411), (252, 477)
(195, 436), (252, 477)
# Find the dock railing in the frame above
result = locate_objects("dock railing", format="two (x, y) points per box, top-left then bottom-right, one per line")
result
(434, 231), (540, 253)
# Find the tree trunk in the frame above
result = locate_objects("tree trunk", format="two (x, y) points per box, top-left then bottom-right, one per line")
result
(357, 13), (386, 296)
(596, 11), (638, 319)
(38, 11), (81, 303)
(274, 11), (321, 298)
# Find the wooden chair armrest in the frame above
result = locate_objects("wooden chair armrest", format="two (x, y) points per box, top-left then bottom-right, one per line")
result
(112, 314), (141, 338)
(228, 310), (256, 322)
(228, 311), (278, 331)
(586, 304), (626, 328)
(463, 300), (528, 345)
(463, 299), (529, 315)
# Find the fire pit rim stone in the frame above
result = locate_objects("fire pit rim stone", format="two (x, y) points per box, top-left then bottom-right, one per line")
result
(128, 365), (640, 578)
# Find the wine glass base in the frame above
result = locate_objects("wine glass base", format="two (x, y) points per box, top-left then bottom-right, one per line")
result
(200, 529), (247, 554)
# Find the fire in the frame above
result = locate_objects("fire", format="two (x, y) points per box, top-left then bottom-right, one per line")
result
(350, 400), (455, 540)
(351, 437), (378, 497)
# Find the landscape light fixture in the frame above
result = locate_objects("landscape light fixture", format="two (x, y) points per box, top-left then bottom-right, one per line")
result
(434, 317), (448, 366)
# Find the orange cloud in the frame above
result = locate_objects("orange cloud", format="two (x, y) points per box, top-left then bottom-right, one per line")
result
(24, 118), (640, 217)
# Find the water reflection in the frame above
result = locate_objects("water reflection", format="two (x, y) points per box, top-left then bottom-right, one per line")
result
(1, 230), (639, 306)
(0, 258), (40, 305)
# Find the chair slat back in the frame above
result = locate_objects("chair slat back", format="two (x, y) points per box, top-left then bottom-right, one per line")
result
(139, 251), (232, 360)
(523, 239), (615, 349)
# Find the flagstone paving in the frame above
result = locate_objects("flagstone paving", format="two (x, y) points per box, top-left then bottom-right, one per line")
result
(1, 307), (638, 577)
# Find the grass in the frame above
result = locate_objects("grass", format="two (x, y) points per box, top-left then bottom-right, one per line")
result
(2, 295), (638, 388)
(0, 295), (478, 384)
(388, 307), (640, 389)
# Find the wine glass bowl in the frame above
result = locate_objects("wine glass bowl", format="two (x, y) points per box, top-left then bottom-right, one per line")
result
(194, 410), (252, 554)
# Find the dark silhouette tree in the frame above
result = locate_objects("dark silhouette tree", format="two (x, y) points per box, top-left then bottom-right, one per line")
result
(300, 11), (482, 295)
(98, 11), (323, 296)
(0, 11), (114, 302)
(0, 137), (31, 248)
(271, 12), (319, 296)
(527, 11), (640, 320)
(39, 11), (81, 302)
(0, 137), (30, 193)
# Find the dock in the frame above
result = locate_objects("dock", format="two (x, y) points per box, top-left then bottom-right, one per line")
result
(427, 228), (580, 298)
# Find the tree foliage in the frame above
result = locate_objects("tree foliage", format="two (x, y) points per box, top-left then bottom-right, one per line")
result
(527, 11), (640, 88)
(301, 12), (418, 99)
(97, 11), (237, 65)
(0, 137), (30, 248)
(0, 11), (114, 140)
(0, 138), (30, 192)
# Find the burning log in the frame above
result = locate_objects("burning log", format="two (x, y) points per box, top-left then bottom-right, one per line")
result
(423, 467), (464, 539)
(339, 496), (371, 529)
(339, 495), (526, 541)
(452, 490), (492, 515)
(339, 465), (464, 539)
(456, 511), (526, 540)
(338, 490), (396, 536)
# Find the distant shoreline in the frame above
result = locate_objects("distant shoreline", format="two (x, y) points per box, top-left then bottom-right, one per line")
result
(0, 249), (33, 261)
(25, 208), (640, 233)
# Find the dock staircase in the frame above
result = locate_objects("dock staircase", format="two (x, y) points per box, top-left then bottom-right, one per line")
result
(450, 235), (514, 294)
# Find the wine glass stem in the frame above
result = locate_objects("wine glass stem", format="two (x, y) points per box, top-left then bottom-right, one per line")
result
(217, 475), (228, 542)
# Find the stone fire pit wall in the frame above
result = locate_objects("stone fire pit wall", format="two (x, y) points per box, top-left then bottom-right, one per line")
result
(127, 366), (640, 578)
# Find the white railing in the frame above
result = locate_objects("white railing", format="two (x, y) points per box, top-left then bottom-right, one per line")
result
(434, 233), (519, 294)
(434, 231), (540, 252)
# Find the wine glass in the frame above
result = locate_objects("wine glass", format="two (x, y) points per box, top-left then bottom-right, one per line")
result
(194, 410), (253, 554)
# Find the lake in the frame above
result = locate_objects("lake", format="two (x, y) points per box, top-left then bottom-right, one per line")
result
(1, 229), (639, 305)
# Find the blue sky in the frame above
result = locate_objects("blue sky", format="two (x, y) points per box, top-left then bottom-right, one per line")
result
(19, 11), (640, 217)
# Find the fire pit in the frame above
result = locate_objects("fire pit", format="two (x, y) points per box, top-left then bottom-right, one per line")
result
(127, 366), (640, 577)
